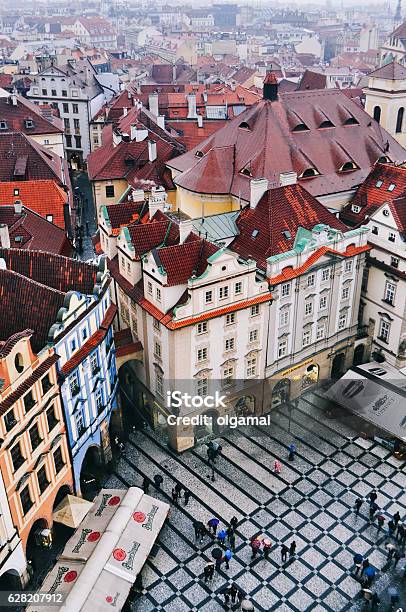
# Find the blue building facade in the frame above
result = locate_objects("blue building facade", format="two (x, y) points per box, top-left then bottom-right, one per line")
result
(48, 257), (118, 494)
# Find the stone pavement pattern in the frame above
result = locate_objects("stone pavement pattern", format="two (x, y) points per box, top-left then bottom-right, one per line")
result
(105, 391), (406, 611)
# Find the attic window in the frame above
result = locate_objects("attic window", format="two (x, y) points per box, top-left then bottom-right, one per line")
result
(14, 236), (23, 243)
(240, 167), (252, 177)
(388, 183), (396, 192)
(377, 156), (390, 163)
(251, 229), (259, 238)
(283, 230), (292, 239)
(238, 121), (250, 130)
(339, 161), (357, 172)
(375, 180), (383, 188)
(24, 118), (34, 128)
(319, 120), (334, 128)
(300, 168), (319, 178)
(292, 123), (309, 132)
(344, 116), (358, 126)
(13, 188), (19, 196)
(195, 150), (204, 157)
(0, 121), (7, 130)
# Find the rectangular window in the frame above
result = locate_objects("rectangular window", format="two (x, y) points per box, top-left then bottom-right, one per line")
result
(41, 373), (52, 395)
(153, 319), (160, 331)
(73, 118), (80, 130)
(63, 103), (69, 113)
(197, 321), (208, 334)
(279, 310), (289, 327)
(51, 89), (57, 96)
(53, 446), (65, 473)
(305, 301), (313, 316)
(307, 273), (315, 287)
(351, 205), (361, 213)
(75, 411), (85, 438)
(225, 313), (235, 326)
(246, 357), (257, 377)
(278, 339), (287, 357)
(105, 185), (115, 198)
(338, 313), (347, 330)
(90, 352), (99, 374)
(344, 260), (353, 273)
(379, 319), (390, 342)
(389, 232), (396, 243)
(225, 338), (235, 351)
(154, 342), (161, 358)
(156, 287), (161, 302)
(250, 304), (259, 317)
(71, 339), (76, 352)
(23, 390), (35, 413)
(75, 135), (81, 148)
(95, 389), (103, 414)
(62, 89), (67, 97)
(391, 256), (399, 268)
(372, 226), (378, 235)
(197, 378), (208, 397)
(321, 268), (330, 282)
(69, 372), (80, 396)
(46, 404), (59, 431)
(197, 347), (208, 362)
(235, 281), (243, 295)
(37, 465), (49, 495)
(249, 329), (258, 342)
(20, 485), (33, 515)
(126, 262), (131, 274)
(205, 290), (213, 304)
(11, 442), (25, 472)
(42, 88), (47, 95)
(342, 287), (350, 300)
(4, 409), (17, 432)
(319, 296), (327, 310)
(156, 373), (163, 397)
(316, 324), (325, 340)
(281, 283), (290, 297)
(219, 286), (229, 300)
(29, 423), (42, 451)
(147, 281), (152, 295)
(72, 103), (79, 114)
(65, 135), (72, 148)
(223, 366), (234, 385)
(384, 281), (396, 305)
(302, 330), (311, 346)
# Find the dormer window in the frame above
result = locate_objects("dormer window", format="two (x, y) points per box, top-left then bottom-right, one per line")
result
(24, 118), (34, 129)
(344, 116), (358, 126)
(0, 120), (7, 130)
(195, 150), (204, 157)
(375, 180), (383, 188)
(388, 183), (396, 192)
(238, 121), (250, 130)
(319, 119), (334, 128)
(292, 123), (309, 132)
(251, 229), (259, 238)
(339, 161), (358, 172)
(240, 167), (252, 177)
(377, 156), (390, 164)
(299, 168), (319, 178)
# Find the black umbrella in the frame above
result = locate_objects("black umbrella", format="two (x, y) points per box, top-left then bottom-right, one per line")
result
(212, 547), (223, 560)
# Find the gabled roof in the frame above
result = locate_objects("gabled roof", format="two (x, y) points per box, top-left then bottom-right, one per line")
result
(0, 180), (67, 228)
(0, 206), (72, 255)
(341, 162), (406, 225)
(126, 218), (179, 258)
(0, 93), (63, 134)
(367, 61), (406, 80)
(388, 194), (406, 236)
(156, 236), (219, 286)
(231, 183), (347, 270)
(391, 22), (406, 41)
(168, 89), (406, 200)
(103, 201), (149, 233)
(298, 70), (327, 91)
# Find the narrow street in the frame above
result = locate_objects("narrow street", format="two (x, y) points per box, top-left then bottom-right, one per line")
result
(102, 392), (406, 611)
(71, 171), (97, 261)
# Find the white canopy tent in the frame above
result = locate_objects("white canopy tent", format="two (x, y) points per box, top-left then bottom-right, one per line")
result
(27, 488), (170, 612)
(53, 495), (93, 529)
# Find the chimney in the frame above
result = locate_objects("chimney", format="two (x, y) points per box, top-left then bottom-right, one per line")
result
(263, 72), (278, 101)
(14, 199), (22, 214)
(187, 93), (197, 119)
(148, 93), (159, 117)
(10, 90), (17, 106)
(130, 124), (148, 142)
(157, 115), (165, 130)
(149, 186), (168, 219)
(250, 178), (268, 209)
(148, 139), (157, 162)
(0, 224), (10, 248)
(279, 171), (297, 187)
(179, 219), (194, 243)
(197, 114), (203, 128)
(122, 107), (128, 117)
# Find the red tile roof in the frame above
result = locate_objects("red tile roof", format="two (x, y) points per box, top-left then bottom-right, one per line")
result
(341, 162), (406, 225)
(0, 206), (73, 256)
(0, 180), (68, 229)
(388, 194), (406, 236)
(298, 70), (327, 91)
(0, 93), (63, 134)
(391, 22), (406, 40)
(368, 61), (406, 80)
(156, 236), (218, 286)
(126, 218), (179, 258)
(104, 201), (149, 231)
(169, 90), (406, 201)
(167, 120), (227, 150)
(60, 304), (117, 375)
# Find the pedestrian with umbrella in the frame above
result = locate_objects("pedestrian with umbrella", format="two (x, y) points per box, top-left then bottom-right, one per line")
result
(263, 538), (272, 559)
(353, 553), (363, 575)
(288, 443), (296, 461)
(364, 566), (376, 587)
(376, 514), (385, 533)
(208, 517), (220, 536)
(361, 558), (370, 576)
(250, 537), (261, 559)
(153, 474), (163, 489)
(360, 588), (373, 603)
(240, 600), (254, 611)
(217, 528), (227, 548)
(224, 548), (232, 569)
(212, 547), (223, 571)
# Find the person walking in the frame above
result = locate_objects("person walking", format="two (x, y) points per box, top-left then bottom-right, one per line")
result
(393, 510), (401, 525)
(237, 589), (244, 606)
(228, 531), (236, 552)
(369, 503), (379, 521)
(153, 474), (163, 489)
(224, 549), (232, 569)
(281, 543), (289, 563)
(208, 518), (220, 536)
(251, 537), (261, 559)
(393, 550), (403, 567)
(388, 519), (396, 538)
(217, 529), (227, 548)
(289, 541), (297, 558)
(354, 498), (363, 515)
(369, 491), (378, 505)
(215, 556), (223, 572)
(223, 591), (230, 609)
(230, 516), (238, 531)
(353, 553), (363, 575)
(263, 539), (272, 559)
(376, 514), (385, 533)
(175, 483), (183, 498)
(371, 592), (380, 609)
(171, 487), (179, 503)
(142, 476), (150, 494)
(387, 543), (396, 561)
(194, 520), (203, 540)
(400, 524), (406, 547)
(361, 558), (370, 576)
(274, 459), (282, 474)
(288, 443), (296, 461)
(396, 522), (404, 542)
(229, 584), (238, 605)
(184, 490), (191, 506)
(203, 562), (214, 583)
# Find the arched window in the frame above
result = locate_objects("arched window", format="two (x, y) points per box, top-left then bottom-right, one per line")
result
(300, 168), (319, 178)
(396, 107), (404, 133)
(339, 161), (357, 172)
(373, 106), (381, 123)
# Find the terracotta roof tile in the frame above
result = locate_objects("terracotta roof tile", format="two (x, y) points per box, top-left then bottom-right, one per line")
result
(126, 219), (179, 258)
(368, 61), (406, 80)
(0, 180), (68, 228)
(0, 94), (63, 134)
(156, 237), (218, 286)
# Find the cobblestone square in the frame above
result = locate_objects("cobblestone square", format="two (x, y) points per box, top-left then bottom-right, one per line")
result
(105, 390), (406, 610)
